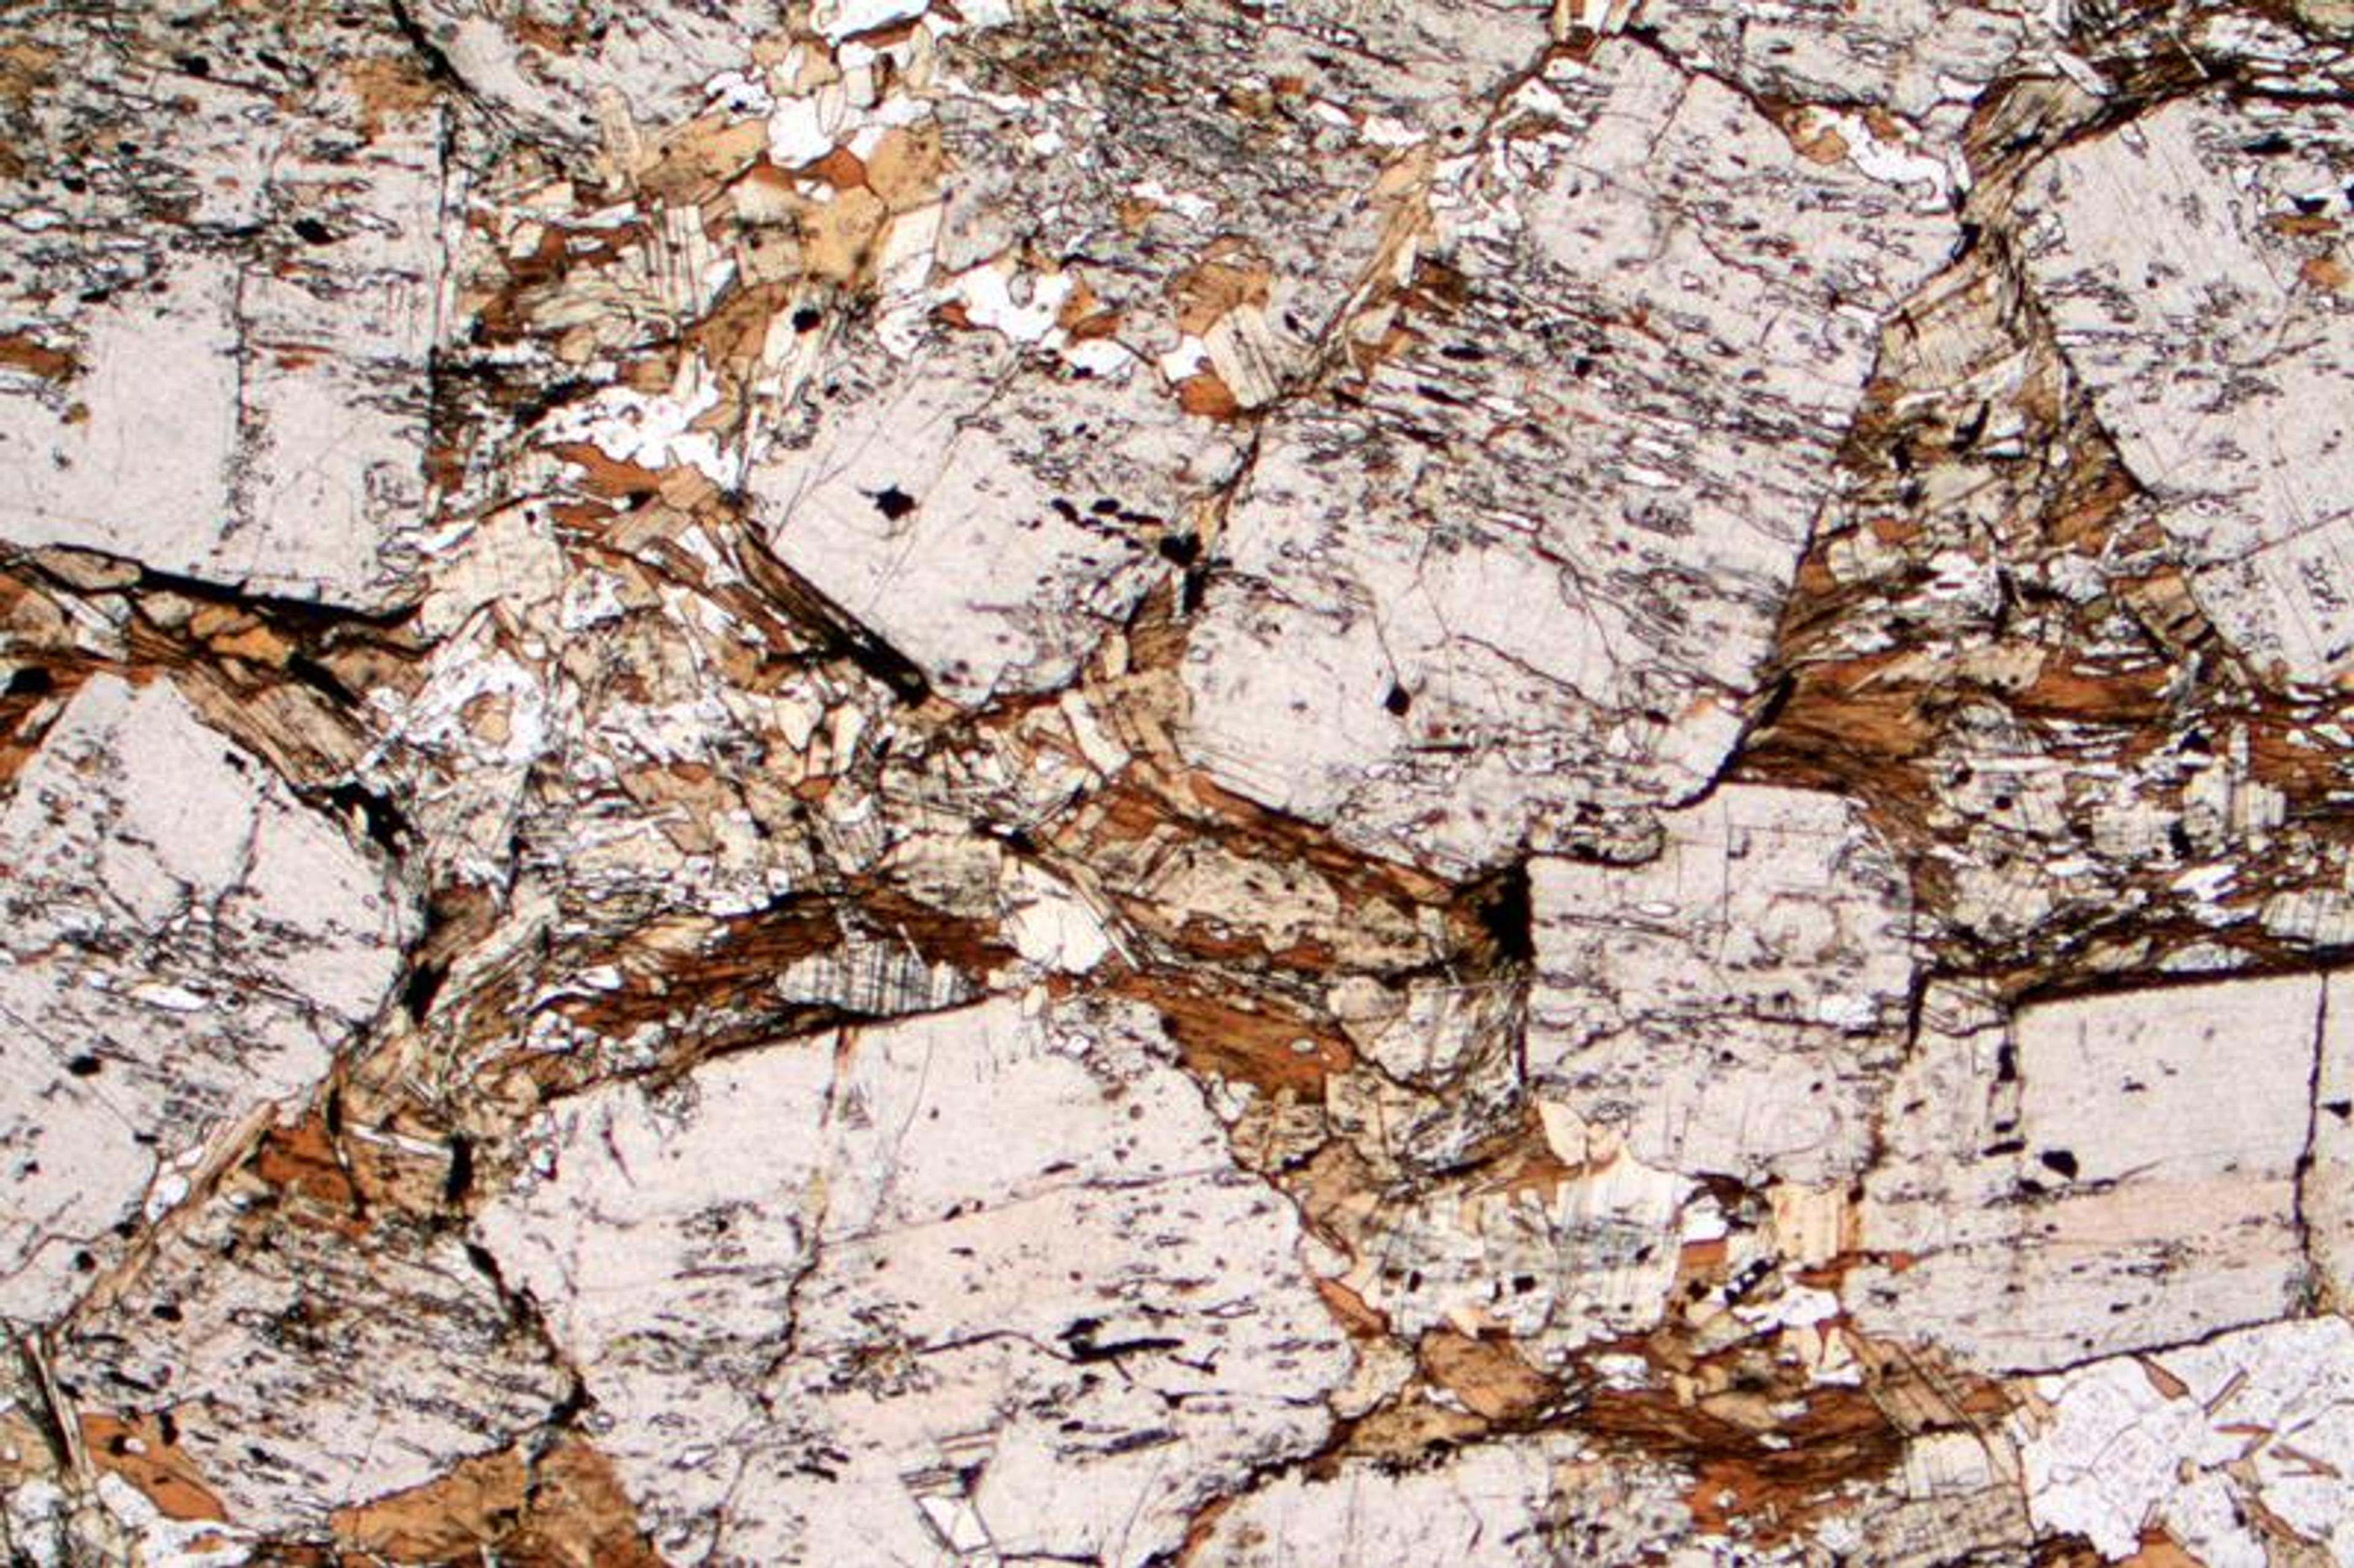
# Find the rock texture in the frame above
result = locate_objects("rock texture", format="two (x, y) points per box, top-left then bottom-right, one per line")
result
(5, 1), (2354, 1564)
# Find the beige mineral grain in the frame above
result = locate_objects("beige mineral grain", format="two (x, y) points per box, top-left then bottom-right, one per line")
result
(749, 333), (1243, 705)
(1342, 1147), (1692, 1366)
(54, 1192), (566, 1537)
(1194, 1438), (1601, 1566)
(1178, 42), (1958, 872)
(1851, 975), (2321, 1371)
(2017, 1317), (2354, 1566)
(0, 676), (411, 1325)
(0, 58), (448, 608)
(479, 996), (1350, 1565)
(1528, 784), (1916, 1183)
(2014, 94), (2354, 686)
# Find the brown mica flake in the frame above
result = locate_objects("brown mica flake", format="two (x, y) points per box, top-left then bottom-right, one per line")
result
(1417, 1329), (1561, 1423)
(1170, 258), (1273, 337)
(1171, 772), (1450, 907)
(248, 1111), (369, 1235)
(328, 1437), (660, 1568)
(343, 55), (438, 135)
(80, 1411), (229, 1524)
(547, 900), (845, 1038)
(852, 883), (1020, 976)
(1173, 1490), (1243, 1565)
(0, 41), (56, 106)
(188, 603), (295, 668)
(864, 124), (945, 213)
(1326, 1387), (1493, 1469)
(1164, 913), (1335, 971)
(1175, 370), (1244, 419)
(2118, 1533), (2209, 1568)
(545, 442), (668, 500)
(1054, 273), (1111, 336)
(229, 1087), (455, 1235)
(0, 332), (77, 382)
(2300, 253), (2350, 293)
(2011, 659), (2170, 725)
(328, 1447), (529, 1564)
(1734, 660), (1938, 798)
(1783, 113), (1851, 166)
(1584, 1383), (1905, 1543)
(2033, 1525), (2212, 1563)
(807, 142), (869, 192)
(1117, 974), (1352, 1095)
(1314, 1275), (1390, 1338)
